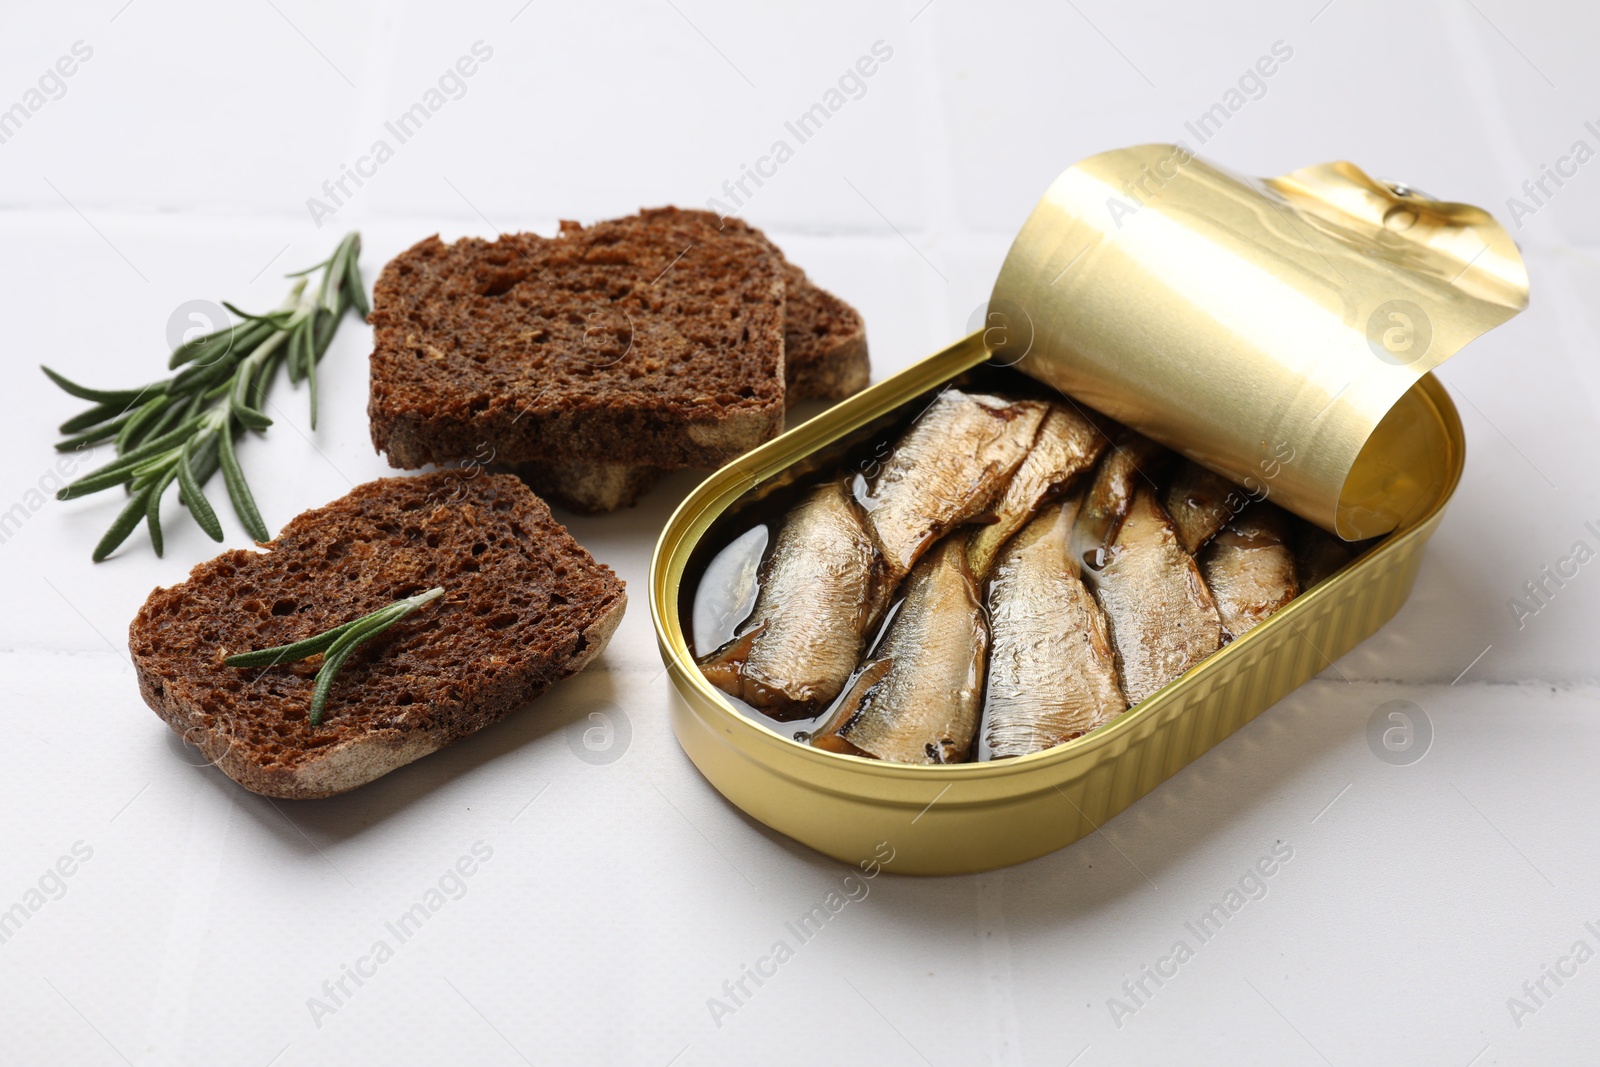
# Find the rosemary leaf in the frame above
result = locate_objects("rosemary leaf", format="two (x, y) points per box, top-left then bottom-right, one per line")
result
(181, 432), (223, 513)
(166, 326), (233, 371)
(41, 366), (163, 407)
(59, 460), (138, 500)
(183, 389), (210, 418)
(308, 625), (369, 725)
(250, 343), (285, 413)
(228, 349), (258, 410)
(283, 315), (305, 384)
(304, 324), (320, 429)
(220, 302), (294, 327)
(56, 413), (134, 453)
(169, 318), (271, 371)
(344, 248), (370, 318)
(115, 395), (170, 455)
(283, 257), (331, 278)
(128, 448), (182, 482)
(223, 618), (362, 669)
(236, 408), (273, 435)
(312, 305), (337, 361)
(141, 396), (193, 447)
(177, 441), (224, 542)
(144, 466), (180, 558)
(319, 239), (345, 312)
(169, 351), (241, 396)
(218, 419), (269, 543)
(225, 587), (444, 725)
(92, 483), (156, 563)
(60, 399), (138, 436)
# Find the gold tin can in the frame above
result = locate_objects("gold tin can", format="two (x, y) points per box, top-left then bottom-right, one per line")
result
(649, 146), (1528, 875)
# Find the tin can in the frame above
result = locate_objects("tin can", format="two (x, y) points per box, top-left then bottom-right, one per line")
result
(650, 146), (1528, 875)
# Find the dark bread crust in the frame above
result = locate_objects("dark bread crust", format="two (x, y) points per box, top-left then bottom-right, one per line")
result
(369, 213), (787, 470)
(129, 473), (625, 799)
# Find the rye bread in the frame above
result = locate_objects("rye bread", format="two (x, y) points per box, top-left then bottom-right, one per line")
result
(514, 458), (665, 515)
(781, 276), (870, 400)
(506, 208), (871, 513)
(369, 212), (787, 470)
(128, 472), (626, 799)
(644, 208), (870, 401)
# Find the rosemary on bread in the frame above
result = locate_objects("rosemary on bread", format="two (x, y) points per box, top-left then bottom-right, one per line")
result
(225, 587), (445, 725)
(45, 232), (368, 561)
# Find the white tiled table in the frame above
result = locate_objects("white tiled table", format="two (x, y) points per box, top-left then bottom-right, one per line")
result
(3, 2), (1597, 1064)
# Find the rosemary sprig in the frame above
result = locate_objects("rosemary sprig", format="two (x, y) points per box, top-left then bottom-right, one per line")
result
(45, 232), (366, 562)
(225, 587), (445, 725)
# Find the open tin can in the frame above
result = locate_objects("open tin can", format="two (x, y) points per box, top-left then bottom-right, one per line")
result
(649, 145), (1529, 875)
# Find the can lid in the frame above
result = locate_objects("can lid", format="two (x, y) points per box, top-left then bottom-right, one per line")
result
(987, 144), (1528, 539)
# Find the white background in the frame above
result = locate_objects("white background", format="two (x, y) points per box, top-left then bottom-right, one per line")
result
(2, 1), (1598, 1064)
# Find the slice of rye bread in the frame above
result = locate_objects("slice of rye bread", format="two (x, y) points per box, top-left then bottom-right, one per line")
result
(513, 457), (667, 516)
(506, 208), (872, 513)
(645, 208), (870, 401)
(368, 211), (787, 471)
(128, 472), (626, 799)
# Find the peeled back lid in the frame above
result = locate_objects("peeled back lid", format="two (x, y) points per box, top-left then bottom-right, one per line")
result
(987, 144), (1530, 540)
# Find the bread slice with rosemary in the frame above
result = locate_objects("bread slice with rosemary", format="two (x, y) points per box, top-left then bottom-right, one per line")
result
(368, 210), (787, 472)
(128, 472), (626, 799)
(502, 208), (871, 513)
